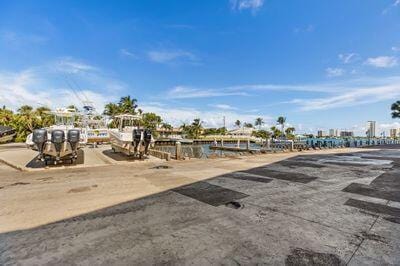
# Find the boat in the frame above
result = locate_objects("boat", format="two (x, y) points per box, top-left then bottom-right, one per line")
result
(0, 126), (16, 143)
(80, 103), (110, 144)
(108, 114), (152, 158)
(26, 108), (87, 164)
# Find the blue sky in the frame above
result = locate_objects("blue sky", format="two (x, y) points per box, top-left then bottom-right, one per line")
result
(1, 0), (400, 135)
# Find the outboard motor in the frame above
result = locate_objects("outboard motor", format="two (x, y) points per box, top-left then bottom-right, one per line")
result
(133, 129), (142, 153)
(32, 129), (48, 160)
(143, 129), (152, 154)
(51, 130), (65, 160)
(67, 129), (80, 159)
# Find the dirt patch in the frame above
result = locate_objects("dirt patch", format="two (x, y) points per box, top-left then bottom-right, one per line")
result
(285, 248), (345, 266)
(68, 186), (92, 193)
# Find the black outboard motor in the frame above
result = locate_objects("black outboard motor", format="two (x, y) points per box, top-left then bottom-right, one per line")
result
(32, 129), (48, 160)
(67, 129), (80, 159)
(143, 129), (152, 154)
(51, 130), (65, 160)
(133, 129), (142, 153)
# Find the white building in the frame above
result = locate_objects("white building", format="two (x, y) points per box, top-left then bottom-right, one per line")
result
(228, 127), (254, 137)
(366, 121), (376, 138)
(390, 128), (398, 139)
(329, 129), (338, 137)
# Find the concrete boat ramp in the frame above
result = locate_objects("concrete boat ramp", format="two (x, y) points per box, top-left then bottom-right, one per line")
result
(0, 143), (162, 171)
(0, 145), (400, 264)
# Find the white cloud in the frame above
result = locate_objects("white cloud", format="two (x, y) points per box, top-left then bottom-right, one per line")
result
(293, 25), (315, 34)
(119, 49), (137, 59)
(365, 56), (398, 68)
(291, 80), (400, 111)
(230, 0), (264, 12)
(141, 103), (270, 128)
(210, 104), (237, 110)
(0, 30), (48, 46)
(0, 59), (125, 112)
(338, 53), (358, 64)
(325, 68), (345, 77)
(166, 86), (248, 99)
(55, 57), (98, 74)
(147, 50), (198, 64)
(392, 46), (400, 52)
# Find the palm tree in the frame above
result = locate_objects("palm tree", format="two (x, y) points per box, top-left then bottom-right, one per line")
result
(119, 96), (137, 114)
(391, 100), (400, 118)
(235, 120), (241, 128)
(103, 103), (120, 117)
(17, 105), (33, 115)
(277, 116), (286, 138)
(285, 127), (295, 135)
(161, 123), (173, 130)
(255, 117), (264, 129)
(270, 126), (282, 139)
(243, 122), (253, 128)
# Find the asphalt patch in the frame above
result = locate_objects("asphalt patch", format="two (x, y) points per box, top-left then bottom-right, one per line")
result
(278, 160), (326, 169)
(383, 216), (400, 224)
(359, 231), (387, 244)
(285, 248), (345, 266)
(220, 173), (273, 183)
(172, 181), (249, 206)
(241, 168), (317, 183)
(345, 198), (400, 217)
(342, 183), (400, 202)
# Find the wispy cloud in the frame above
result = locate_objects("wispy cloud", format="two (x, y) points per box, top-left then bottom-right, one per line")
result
(293, 25), (315, 34)
(119, 48), (137, 59)
(291, 78), (400, 111)
(210, 104), (237, 110)
(382, 0), (400, 14)
(147, 50), (199, 65)
(325, 68), (345, 77)
(364, 56), (398, 68)
(392, 46), (400, 52)
(166, 86), (248, 99)
(141, 102), (271, 128)
(0, 30), (48, 46)
(230, 0), (265, 12)
(338, 53), (358, 64)
(55, 57), (98, 74)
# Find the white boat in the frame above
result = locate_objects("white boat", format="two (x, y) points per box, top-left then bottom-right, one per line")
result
(80, 103), (110, 144)
(26, 108), (87, 164)
(109, 114), (152, 158)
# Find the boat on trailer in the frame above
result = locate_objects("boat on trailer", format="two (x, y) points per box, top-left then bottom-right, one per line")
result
(80, 103), (110, 144)
(26, 108), (87, 165)
(109, 114), (153, 158)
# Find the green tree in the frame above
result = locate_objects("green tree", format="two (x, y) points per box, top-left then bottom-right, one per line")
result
(119, 96), (137, 114)
(391, 100), (400, 118)
(270, 126), (282, 139)
(161, 122), (173, 130)
(252, 130), (271, 140)
(243, 122), (253, 128)
(141, 112), (162, 133)
(277, 116), (286, 138)
(235, 120), (241, 128)
(255, 117), (264, 129)
(285, 127), (296, 140)
(103, 103), (120, 117)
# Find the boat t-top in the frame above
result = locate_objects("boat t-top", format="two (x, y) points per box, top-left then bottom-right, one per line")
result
(109, 114), (152, 158)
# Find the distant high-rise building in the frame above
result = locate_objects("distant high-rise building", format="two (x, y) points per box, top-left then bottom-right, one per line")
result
(317, 130), (326, 137)
(329, 129), (338, 137)
(340, 131), (354, 137)
(390, 128), (398, 139)
(366, 121), (376, 138)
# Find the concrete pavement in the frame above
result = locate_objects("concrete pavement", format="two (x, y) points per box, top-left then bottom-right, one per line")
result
(0, 146), (399, 264)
